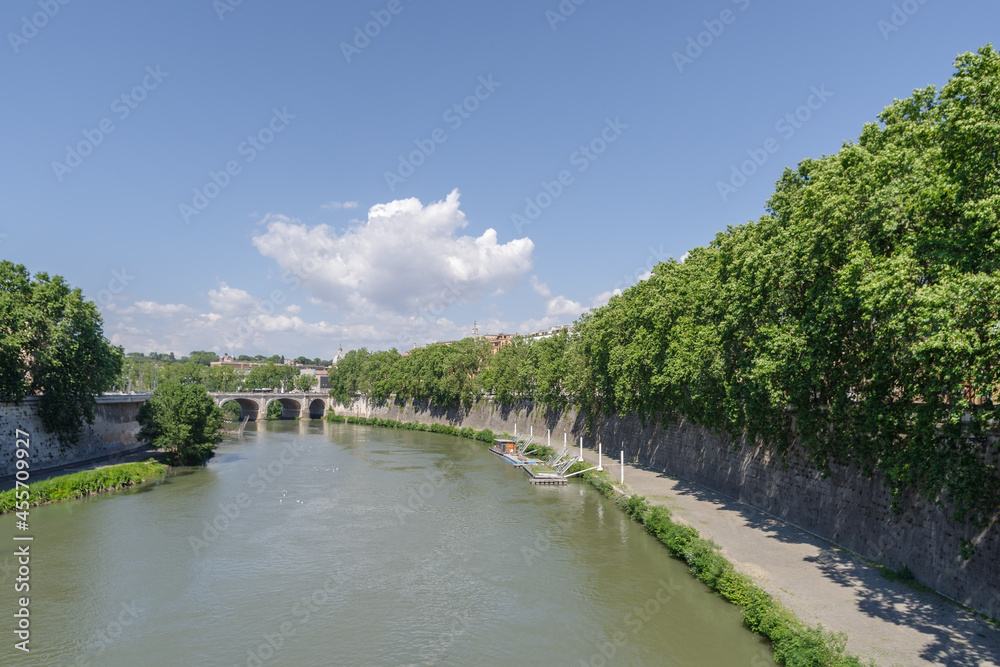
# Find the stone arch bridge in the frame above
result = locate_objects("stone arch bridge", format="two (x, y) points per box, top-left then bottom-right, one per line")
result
(209, 392), (333, 421)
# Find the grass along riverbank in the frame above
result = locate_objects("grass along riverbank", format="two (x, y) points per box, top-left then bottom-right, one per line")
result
(331, 413), (866, 666)
(326, 414), (558, 459)
(0, 460), (168, 513)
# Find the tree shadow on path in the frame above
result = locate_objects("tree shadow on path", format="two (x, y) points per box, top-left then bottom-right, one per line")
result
(629, 463), (1000, 667)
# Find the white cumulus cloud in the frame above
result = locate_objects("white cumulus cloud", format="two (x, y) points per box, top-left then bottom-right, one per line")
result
(207, 282), (256, 315)
(252, 190), (534, 316)
(125, 301), (194, 318)
(518, 277), (585, 333)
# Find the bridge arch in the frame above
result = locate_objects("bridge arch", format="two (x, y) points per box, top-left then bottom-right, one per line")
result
(220, 397), (262, 421)
(265, 396), (304, 420)
(308, 398), (326, 419)
(211, 392), (330, 421)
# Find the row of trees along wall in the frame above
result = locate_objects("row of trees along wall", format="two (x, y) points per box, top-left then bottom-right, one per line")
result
(326, 46), (1000, 620)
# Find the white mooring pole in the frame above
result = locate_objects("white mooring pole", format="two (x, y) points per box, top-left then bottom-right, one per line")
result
(579, 436), (583, 461)
(547, 429), (550, 448)
(530, 425), (533, 440)
(598, 441), (603, 471)
(620, 450), (624, 485)
(514, 422), (517, 436)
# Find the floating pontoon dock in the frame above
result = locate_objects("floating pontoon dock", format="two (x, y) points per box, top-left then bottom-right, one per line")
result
(490, 435), (573, 484)
(523, 464), (567, 485)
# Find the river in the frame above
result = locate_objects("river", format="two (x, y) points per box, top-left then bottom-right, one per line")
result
(2, 420), (775, 666)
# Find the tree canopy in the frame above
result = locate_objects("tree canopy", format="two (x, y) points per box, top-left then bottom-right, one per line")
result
(572, 45), (1000, 533)
(136, 382), (223, 465)
(0, 261), (123, 443)
(187, 350), (219, 366)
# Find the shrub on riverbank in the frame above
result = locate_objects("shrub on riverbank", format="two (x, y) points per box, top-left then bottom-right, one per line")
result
(566, 462), (867, 667)
(0, 460), (168, 513)
(137, 382), (223, 465)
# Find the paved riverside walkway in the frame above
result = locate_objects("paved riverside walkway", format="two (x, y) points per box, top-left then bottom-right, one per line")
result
(579, 450), (1000, 667)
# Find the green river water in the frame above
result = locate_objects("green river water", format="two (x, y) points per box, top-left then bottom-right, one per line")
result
(1, 420), (776, 666)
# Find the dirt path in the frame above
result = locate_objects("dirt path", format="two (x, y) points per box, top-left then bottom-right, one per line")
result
(579, 449), (1000, 667)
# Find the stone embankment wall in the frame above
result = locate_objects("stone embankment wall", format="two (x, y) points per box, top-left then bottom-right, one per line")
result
(334, 397), (1000, 619)
(0, 395), (148, 477)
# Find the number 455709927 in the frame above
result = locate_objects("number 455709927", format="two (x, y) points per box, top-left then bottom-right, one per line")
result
(14, 429), (30, 523)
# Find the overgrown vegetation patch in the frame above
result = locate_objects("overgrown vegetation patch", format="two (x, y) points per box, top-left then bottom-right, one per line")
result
(327, 413), (497, 444)
(0, 460), (168, 513)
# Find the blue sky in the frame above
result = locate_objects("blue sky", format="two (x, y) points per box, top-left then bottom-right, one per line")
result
(2, 0), (997, 359)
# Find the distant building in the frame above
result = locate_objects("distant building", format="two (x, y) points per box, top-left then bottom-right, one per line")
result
(482, 333), (515, 354)
(523, 325), (571, 342)
(315, 369), (330, 390)
(210, 354), (256, 370)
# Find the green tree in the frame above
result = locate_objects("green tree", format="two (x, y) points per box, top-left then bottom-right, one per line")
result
(293, 374), (316, 392)
(205, 365), (239, 392)
(266, 400), (284, 419)
(136, 382), (223, 465)
(221, 401), (241, 421)
(188, 350), (219, 366)
(364, 349), (402, 404)
(327, 348), (368, 405)
(567, 46), (1000, 533)
(245, 363), (298, 391)
(161, 361), (208, 386)
(0, 261), (124, 444)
